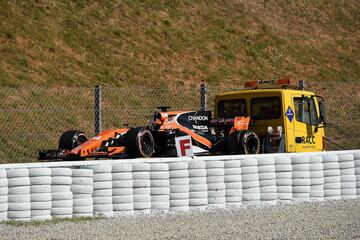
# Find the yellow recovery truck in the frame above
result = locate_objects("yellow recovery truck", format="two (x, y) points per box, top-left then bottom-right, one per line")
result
(214, 78), (327, 153)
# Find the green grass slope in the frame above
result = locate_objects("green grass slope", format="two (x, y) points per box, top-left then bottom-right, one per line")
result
(0, 0), (359, 87)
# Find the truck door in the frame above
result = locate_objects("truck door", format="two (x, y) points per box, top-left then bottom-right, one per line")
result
(291, 94), (323, 152)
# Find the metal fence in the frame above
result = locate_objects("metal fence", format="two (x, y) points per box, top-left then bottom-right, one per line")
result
(0, 80), (359, 163)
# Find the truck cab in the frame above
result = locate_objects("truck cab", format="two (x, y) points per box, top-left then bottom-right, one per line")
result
(214, 79), (327, 153)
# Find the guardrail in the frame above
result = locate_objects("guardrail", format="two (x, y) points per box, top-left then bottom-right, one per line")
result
(0, 150), (359, 221)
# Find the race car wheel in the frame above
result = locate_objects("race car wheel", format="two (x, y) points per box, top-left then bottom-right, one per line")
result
(58, 130), (88, 150)
(227, 130), (260, 154)
(125, 127), (155, 158)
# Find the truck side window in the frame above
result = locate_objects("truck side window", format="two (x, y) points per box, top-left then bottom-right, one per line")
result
(251, 97), (281, 120)
(294, 97), (319, 125)
(218, 99), (247, 118)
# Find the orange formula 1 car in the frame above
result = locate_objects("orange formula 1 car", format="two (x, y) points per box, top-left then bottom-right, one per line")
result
(38, 107), (261, 161)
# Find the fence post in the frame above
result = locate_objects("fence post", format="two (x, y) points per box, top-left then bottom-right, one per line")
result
(95, 85), (102, 135)
(200, 81), (207, 111)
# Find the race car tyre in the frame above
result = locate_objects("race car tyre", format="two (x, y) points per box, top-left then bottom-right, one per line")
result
(8, 194), (30, 203)
(51, 168), (72, 176)
(30, 176), (52, 185)
(112, 163), (132, 173)
(72, 169), (93, 178)
(7, 169), (29, 178)
(227, 130), (260, 155)
(125, 127), (155, 158)
(58, 130), (88, 150)
(8, 186), (30, 195)
(29, 168), (51, 177)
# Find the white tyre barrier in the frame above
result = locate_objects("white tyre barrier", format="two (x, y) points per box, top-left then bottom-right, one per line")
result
(7, 168), (30, 221)
(258, 157), (276, 202)
(241, 158), (260, 205)
(72, 169), (93, 218)
(169, 162), (189, 211)
(338, 154), (357, 199)
(132, 164), (151, 212)
(88, 164), (113, 217)
(291, 156), (310, 201)
(323, 155), (341, 200)
(51, 168), (73, 219)
(0, 169), (7, 221)
(224, 160), (242, 205)
(355, 159), (360, 196)
(206, 161), (225, 208)
(309, 156), (324, 200)
(151, 163), (169, 211)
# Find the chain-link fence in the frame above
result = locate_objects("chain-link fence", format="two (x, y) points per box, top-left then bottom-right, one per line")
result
(0, 80), (359, 163)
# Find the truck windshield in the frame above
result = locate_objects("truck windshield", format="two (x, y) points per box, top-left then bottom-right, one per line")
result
(218, 99), (247, 118)
(251, 97), (281, 120)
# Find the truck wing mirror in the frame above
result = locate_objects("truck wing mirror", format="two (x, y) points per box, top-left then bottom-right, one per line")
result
(318, 100), (327, 125)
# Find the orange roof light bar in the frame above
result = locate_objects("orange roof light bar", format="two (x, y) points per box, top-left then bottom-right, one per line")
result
(244, 78), (303, 90)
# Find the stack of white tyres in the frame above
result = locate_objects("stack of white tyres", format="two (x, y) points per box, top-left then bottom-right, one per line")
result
(112, 163), (134, 215)
(309, 156), (324, 200)
(71, 168), (94, 218)
(88, 164), (113, 217)
(323, 155), (341, 200)
(275, 156), (292, 201)
(169, 162), (189, 211)
(188, 161), (208, 210)
(224, 160), (242, 206)
(51, 168), (73, 219)
(241, 158), (260, 205)
(258, 157), (277, 203)
(338, 154), (357, 199)
(291, 156), (310, 201)
(29, 168), (52, 220)
(150, 163), (170, 211)
(132, 163), (151, 212)
(0, 169), (8, 221)
(7, 168), (31, 221)
(355, 152), (360, 196)
(206, 161), (226, 208)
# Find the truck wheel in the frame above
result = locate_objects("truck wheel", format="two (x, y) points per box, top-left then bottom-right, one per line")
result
(227, 130), (260, 154)
(58, 130), (88, 150)
(125, 127), (155, 158)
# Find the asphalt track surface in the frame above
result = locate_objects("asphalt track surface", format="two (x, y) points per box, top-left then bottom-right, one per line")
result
(1, 199), (360, 240)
